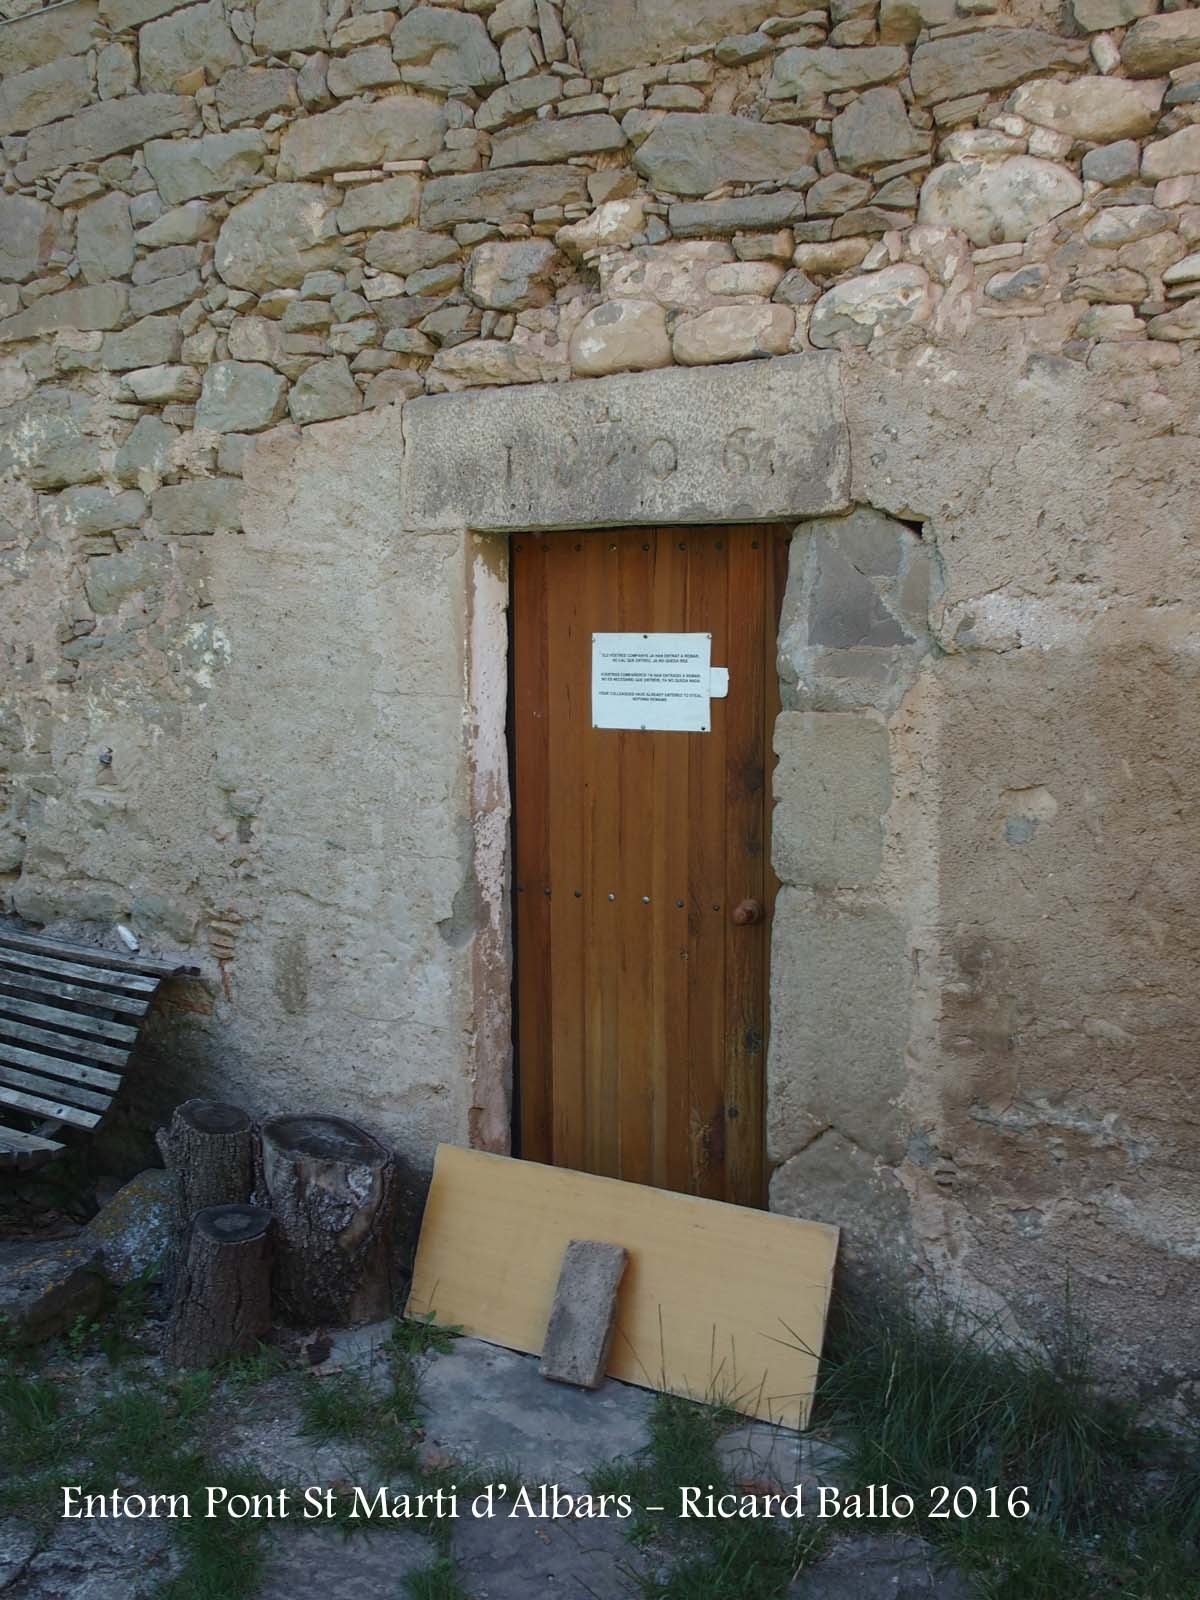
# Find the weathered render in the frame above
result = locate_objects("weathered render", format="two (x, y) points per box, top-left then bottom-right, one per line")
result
(1, 0), (1198, 1416)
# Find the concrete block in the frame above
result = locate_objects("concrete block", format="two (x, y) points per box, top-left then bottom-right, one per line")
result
(401, 354), (851, 531)
(539, 1239), (627, 1389)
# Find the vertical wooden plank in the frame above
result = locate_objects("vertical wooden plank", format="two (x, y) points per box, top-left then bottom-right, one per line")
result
(545, 535), (588, 1173)
(650, 528), (692, 1194)
(582, 532), (622, 1179)
(512, 535), (553, 1163)
(684, 527), (729, 1200)
(615, 531), (656, 1187)
(723, 526), (768, 1208)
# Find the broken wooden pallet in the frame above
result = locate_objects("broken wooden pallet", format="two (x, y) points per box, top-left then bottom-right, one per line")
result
(0, 929), (199, 1169)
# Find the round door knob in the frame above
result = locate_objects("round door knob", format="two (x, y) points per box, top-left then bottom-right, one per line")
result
(732, 898), (764, 926)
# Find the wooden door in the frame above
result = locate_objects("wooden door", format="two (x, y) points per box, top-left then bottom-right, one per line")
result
(511, 525), (787, 1209)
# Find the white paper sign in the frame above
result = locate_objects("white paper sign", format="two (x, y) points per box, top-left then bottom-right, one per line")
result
(592, 632), (713, 732)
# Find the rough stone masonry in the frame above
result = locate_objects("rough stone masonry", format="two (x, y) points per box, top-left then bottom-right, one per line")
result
(1, 0), (1198, 1417)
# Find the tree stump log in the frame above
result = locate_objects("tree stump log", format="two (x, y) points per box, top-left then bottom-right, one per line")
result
(258, 1115), (397, 1327)
(156, 1100), (256, 1296)
(162, 1204), (272, 1369)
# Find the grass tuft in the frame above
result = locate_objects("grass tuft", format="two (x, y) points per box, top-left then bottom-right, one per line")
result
(403, 1554), (472, 1599)
(811, 1289), (1200, 1599)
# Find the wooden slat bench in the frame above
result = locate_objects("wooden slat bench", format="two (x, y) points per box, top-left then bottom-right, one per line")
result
(0, 929), (199, 1169)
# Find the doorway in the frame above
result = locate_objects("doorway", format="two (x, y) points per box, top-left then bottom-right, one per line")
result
(510, 524), (788, 1207)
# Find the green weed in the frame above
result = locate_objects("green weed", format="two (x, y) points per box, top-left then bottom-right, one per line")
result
(403, 1555), (471, 1599)
(810, 1289), (1200, 1600)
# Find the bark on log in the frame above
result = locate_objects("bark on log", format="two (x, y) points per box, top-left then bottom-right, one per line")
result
(258, 1114), (397, 1327)
(156, 1099), (256, 1296)
(162, 1204), (272, 1369)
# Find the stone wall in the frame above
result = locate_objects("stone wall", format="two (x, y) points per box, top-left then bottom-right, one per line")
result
(2, 0), (1199, 1412)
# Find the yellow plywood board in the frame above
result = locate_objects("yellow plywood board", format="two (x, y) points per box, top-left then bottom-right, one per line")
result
(407, 1146), (839, 1428)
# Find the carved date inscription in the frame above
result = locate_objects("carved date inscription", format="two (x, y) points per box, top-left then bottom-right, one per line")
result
(498, 418), (778, 500)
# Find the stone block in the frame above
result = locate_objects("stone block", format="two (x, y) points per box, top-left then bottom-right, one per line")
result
(130, 271), (201, 318)
(277, 96), (446, 179)
(0, 0), (99, 75)
(556, 197), (646, 260)
(808, 173), (874, 219)
(139, 2), (241, 95)
(17, 94), (194, 183)
(809, 264), (935, 348)
(1010, 78), (1164, 145)
(773, 711), (891, 888)
(477, 73), (560, 132)
(100, 0), (197, 24)
(78, 193), (136, 288)
(143, 130), (266, 206)
(327, 44), (401, 98)
(97, 41), (138, 99)
(56, 486), (147, 533)
(878, 0), (955, 46)
(84, 543), (169, 612)
(1148, 298), (1200, 340)
(779, 506), (931, 710)
(287, 355), (364, 423)
(135, 201), (220, 248)
(1142, 127), (1200, 183)
(768, 894), (910, 1162)
(421, 164), (588, 227)
(1082, 204), (1171, 247)
(669, 193), (810, 237)
(1073, 0), (1154, 31)
(196, 361), (290, 433)
(0, 58), (92, 139)
(401, 353), (850, 531)
(673, 303), (795, 364)
(563, 0), (814, 77)
(0, 1237), (106, 1345)
(463, 239), (561, 310)
(365, 369), (424, 407)
(832, 87), (930, 172)
(918, 157), (1082, 248)
(1121, 11), (1200, 76)
(337, 176), (421, 234)
(910, 30), (1090, 106)
(767, 45), (909, 104)
(1081, 140), (1142, 187)
(429, 339), (553, 386)
(115, 415), (179, 488)
(569, 299), (673, 377)
(391, 6), (502, 93)
(633, 113), (818, 197)
(215, 66), (299, 125)
(152, 477), (244, 533)
(539, 1239), (627, 1389)
(0, 195), (63, 283)
(253, 0), (327, 54)
(124, 363), (203, 403)
(491, 113), (626, 168)
(215, 184), (343, 293)
(0, 285), (128, 344)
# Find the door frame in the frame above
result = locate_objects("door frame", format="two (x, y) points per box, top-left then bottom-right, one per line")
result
(403, 355), (855, 1188)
